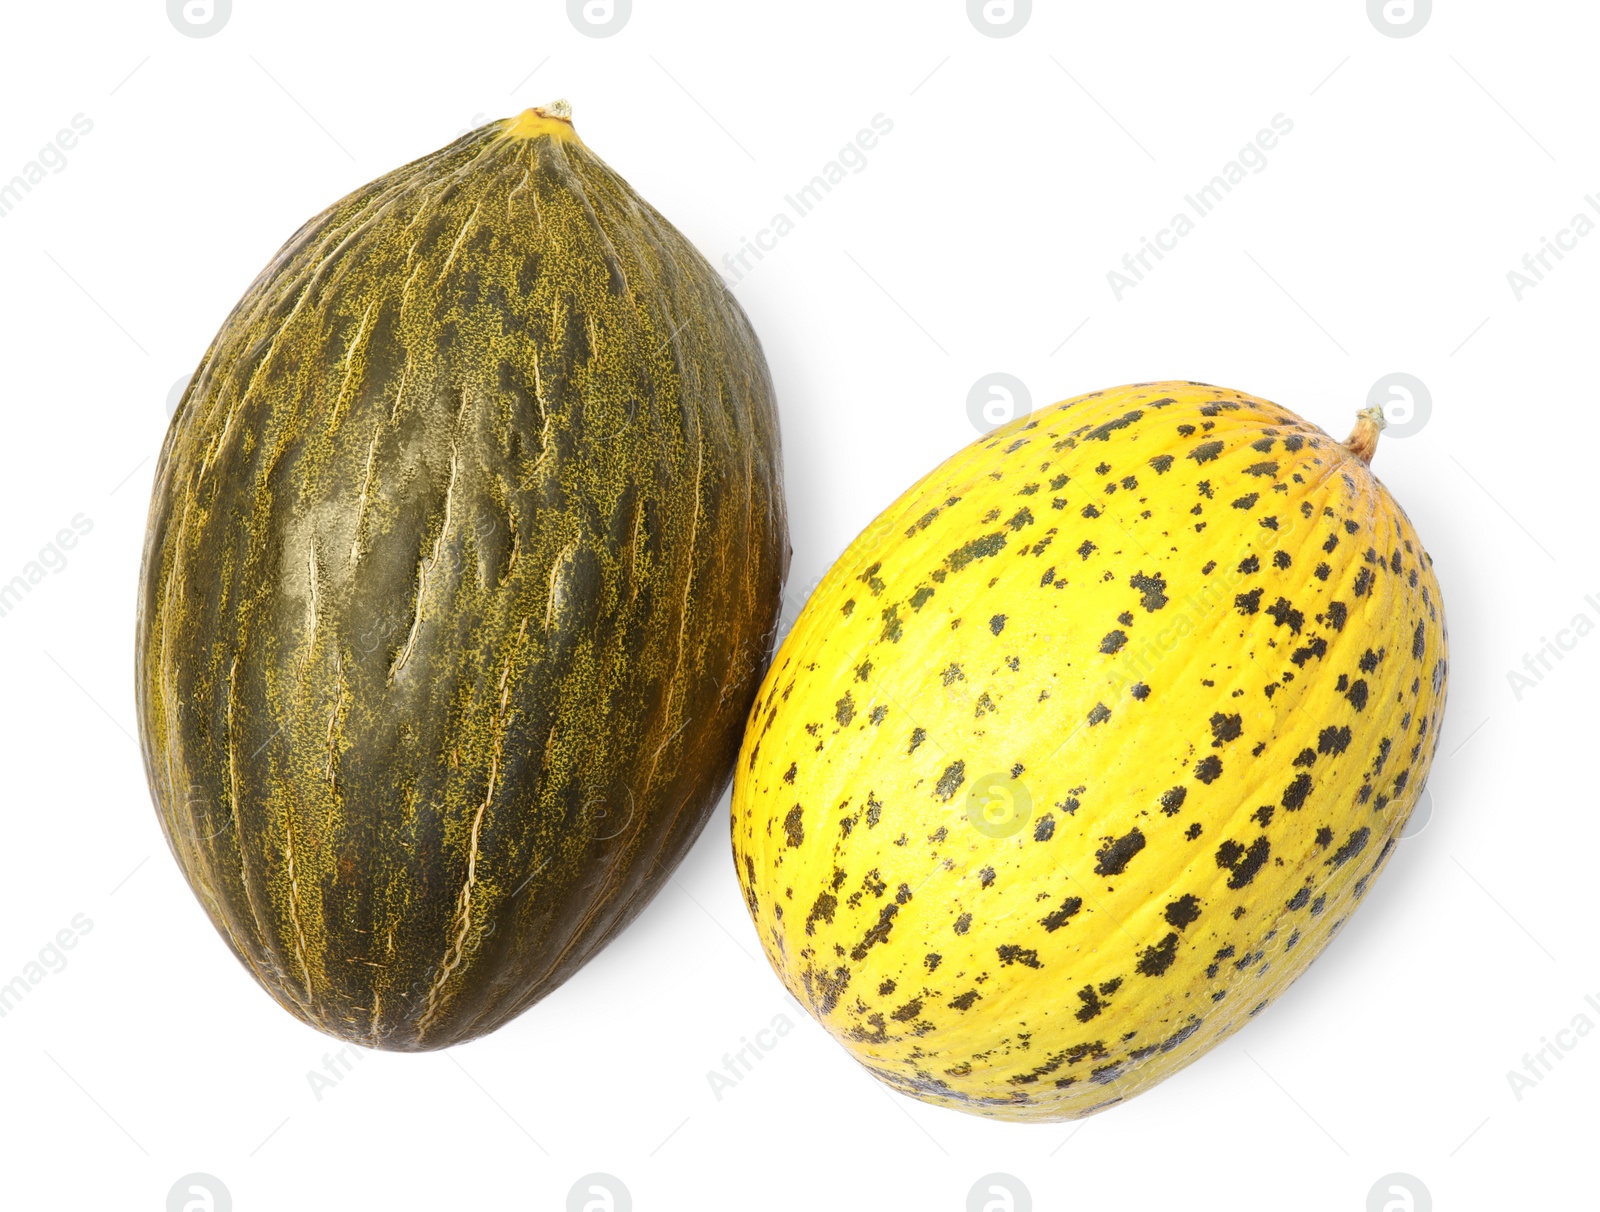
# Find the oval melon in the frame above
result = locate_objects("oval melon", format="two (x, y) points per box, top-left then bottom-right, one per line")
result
(137, 103), (789, 1049)
(731, 382), (1445, 1120)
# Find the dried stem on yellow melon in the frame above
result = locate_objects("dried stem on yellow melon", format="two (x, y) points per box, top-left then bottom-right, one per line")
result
(1344, 404), (1387, 464)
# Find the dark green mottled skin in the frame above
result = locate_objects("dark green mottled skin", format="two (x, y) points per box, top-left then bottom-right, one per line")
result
(136, 112), (788, 1049)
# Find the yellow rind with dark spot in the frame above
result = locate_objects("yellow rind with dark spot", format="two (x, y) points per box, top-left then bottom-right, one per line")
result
(137, 107), (788, 1050)
(731, 382), (1445, 1121)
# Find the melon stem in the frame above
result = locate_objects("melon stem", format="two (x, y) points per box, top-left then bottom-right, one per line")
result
(501, 100), (577, 142)
(1344, 405), (1386, 464)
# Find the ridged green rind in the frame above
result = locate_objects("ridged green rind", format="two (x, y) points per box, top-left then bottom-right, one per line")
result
(136, 118), (788, 1049)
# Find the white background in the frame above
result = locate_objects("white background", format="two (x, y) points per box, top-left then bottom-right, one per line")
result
(0, 1), (1593, 1208)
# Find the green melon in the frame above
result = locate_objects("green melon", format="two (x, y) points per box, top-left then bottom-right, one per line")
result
(136, 103), (789, 1049)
